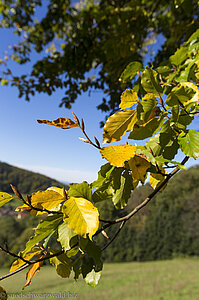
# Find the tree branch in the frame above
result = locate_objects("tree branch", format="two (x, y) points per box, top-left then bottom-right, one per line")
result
(0, 250), (64, 282)
(95, 156), (189, 236)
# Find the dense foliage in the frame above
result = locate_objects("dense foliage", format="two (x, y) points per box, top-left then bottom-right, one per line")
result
(1, 165), (199, 269)
(0, 0), (198, 122)
(0, 1), (199, 291)
(0, 162), (67, 193)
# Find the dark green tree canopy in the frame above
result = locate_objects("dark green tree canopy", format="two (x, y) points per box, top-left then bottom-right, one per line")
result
(0, 0), (198, 121)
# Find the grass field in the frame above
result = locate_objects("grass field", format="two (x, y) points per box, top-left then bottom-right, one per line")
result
(1, 258), (199, 300)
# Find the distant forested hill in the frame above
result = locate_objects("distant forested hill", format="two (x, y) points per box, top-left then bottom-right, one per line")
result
(0, 161), (67, 193)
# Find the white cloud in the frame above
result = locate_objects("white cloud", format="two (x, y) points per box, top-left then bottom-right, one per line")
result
(15, 164), (98, 184)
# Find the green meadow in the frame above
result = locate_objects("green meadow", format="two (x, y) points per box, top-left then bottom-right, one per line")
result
(1, 258), (199, 300)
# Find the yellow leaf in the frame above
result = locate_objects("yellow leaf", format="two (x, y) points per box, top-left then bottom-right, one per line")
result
(23, 260), (43, 290)
(119, 89), (139, 110)
(181, 82), (199, 105)
(149, 167), (167, 191)
(103, 109), (137, 143)
(100, 144), (137, 167)
(62, 197), (99, 239)
(0, 192), (14, 207)
(16, 188), (64, 216)
(128, 155), (151, 184)
(10, 247), (42, 273)
(37, 118), (78, 129)
(47, 186), (66, 197)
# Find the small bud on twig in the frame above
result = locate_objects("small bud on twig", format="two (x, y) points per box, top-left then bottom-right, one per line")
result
(10, 184), (23, 200)
(102, 230), (110, 239)
(72, 112), (80, 126)
(26, 195), (32, 205)
(63, 187), (68, 200)
(81, 118), (85, 131)
(79, 137), (90, 143)
(94, 136), (101, 148)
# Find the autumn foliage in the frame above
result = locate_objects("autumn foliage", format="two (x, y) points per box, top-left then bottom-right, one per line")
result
(0, 28), (199, 289)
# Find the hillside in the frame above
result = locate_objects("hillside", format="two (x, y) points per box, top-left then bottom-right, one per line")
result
(0, 161), (67, 194)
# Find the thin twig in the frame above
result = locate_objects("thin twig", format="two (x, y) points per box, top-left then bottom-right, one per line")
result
(0, 246), (31, 264)
(102, 221), (126, 251)
(72, 112), (101, 149)
(0, 250), (64, 282)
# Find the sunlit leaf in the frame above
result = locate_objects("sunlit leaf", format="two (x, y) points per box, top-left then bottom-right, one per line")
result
(57, 222), (77, 252)
(149, 168), (167, 191)
(10, 247), (42, 273)
(100, 144), (137, 167)
(119, 61), (142, 82)
(37, 118), (78, 129)
(178, 129), (199, 158)
(62, 197), (99, 239)
(141, 67), (163, 96)
(129, 117), (161, 140)
(85, 269), (101, 287)
(128, 155), (151, 184)
(16, 188), (64, 216)
(50, 253), (72, 278)
(103, 109), (137, 143)
(166, 83), (196, 107)
(112, 170), (132, 209)
(23, 260), (43, 290)
(0, 192), (14, 207)
(68, 181), (92, 201)
(119, 89), (139, 110)
(137, 93), (157, 123)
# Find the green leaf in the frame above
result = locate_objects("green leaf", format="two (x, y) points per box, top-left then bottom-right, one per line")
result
(169, 45), (187, 66)
(68, 181), (92, 201)
(85, 269), (101, 287)
(92, 185), (114, 202)
(166, 84), (196, 107)
(137, 93), (157, 123)
(23, 215), (63, 255)
(0, 192), (14, 207)
(62, 197), (99, 239)
(119, 61), (143, 82)
(57, 222), (77, 252)
(103, 109), (137, 143)
(50, 253), (72, 278)
(128, 117), (162, 140)
(72, 254), (82, 280)
(91, 163), (113, 188)
(81, 256), (94, 278)
(79, 237), (101, 265)
(178, 129), (199, 158)
(146, 122), (179, 160)
(112, 170), (132, 209)
(119, 89), (139, 110)
(141, 67), (163, 96)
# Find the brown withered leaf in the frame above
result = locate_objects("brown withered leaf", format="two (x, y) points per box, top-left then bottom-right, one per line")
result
(37, 118), (78, 129)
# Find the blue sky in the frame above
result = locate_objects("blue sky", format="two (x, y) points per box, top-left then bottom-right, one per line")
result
(0, 22), (198, 185)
